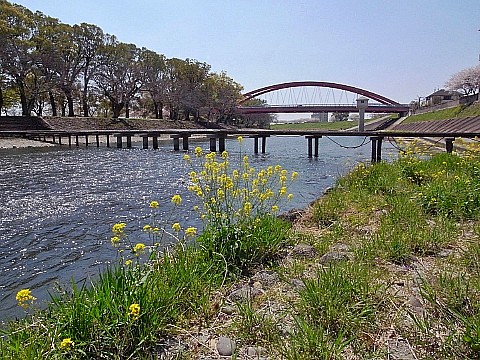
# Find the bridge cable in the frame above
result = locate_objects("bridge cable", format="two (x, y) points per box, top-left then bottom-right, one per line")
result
(324, 136), (369, 149)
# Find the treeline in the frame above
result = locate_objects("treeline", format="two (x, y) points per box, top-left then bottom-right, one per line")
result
(0, 0), (269, 126)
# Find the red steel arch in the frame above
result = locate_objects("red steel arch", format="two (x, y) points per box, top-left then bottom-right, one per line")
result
(241, 81), (400, 105)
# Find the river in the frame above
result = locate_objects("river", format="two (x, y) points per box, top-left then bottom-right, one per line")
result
(0, 135), (396, 321)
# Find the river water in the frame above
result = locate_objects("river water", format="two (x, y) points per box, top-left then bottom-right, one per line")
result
(0, 135), (396, 321)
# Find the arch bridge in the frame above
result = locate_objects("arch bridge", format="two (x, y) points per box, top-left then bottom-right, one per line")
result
(237, 81), (409, 114)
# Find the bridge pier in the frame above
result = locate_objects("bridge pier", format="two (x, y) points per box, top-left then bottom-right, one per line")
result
(370, 136), (383, 163)
(445, 137), (455, 153)
(170, 134), (190, 151)
(250, 135), (269, 154)
(306, 135), (322, 158)
(208, 133), (227, 152)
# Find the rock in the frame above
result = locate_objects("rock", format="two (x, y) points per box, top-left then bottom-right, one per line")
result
(247, 346), (267, 357)
(251, 270), (279, 286)
(408, 295), (424, 316)
(228, 285), (262, 302)
(216, 336), (236, 356)
(388, 338), (416, 360)
(292, 243), (318, 259)
(319, 251), (349, 265)
(290, 278), (305, 290)
(220, 305), (236, 315)
(278, 208), (304, 223)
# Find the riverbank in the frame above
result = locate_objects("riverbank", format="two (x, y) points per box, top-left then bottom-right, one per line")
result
(0, 137), (56, 149)
(2, 142), (480, 359)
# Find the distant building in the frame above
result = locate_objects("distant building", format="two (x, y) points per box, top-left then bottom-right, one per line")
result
(425, 89), (461, 106)
(311, 112), (329, 122)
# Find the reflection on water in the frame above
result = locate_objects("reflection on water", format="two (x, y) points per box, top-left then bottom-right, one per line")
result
(0, 136), (396, 320)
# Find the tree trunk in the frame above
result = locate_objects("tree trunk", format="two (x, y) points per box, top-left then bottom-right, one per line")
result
(66, 91), (75, 117)
(112, 102), (124, 118)
(125, 101), (130, 118)
(49, 91), (57, 116)
(0, 87), (3, 116)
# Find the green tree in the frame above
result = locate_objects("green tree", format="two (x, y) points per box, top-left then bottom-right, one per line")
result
(94, 37), (144, 118)
(203, 71), (243, 124)
(140, 49), (167, 119)
(0, 1), (47, 116)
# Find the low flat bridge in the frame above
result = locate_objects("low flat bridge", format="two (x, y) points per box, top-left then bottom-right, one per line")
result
(1, 128), (478, 163)
(236, 81), (410, 115)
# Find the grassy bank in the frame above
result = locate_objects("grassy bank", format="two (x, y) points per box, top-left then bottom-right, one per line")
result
(270, 120), (355, 131)
(2, 141), (480, 359)
(403, 102), (480, 124)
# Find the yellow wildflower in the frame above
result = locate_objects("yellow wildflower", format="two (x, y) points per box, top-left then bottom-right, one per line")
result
(112, 222), (126, 233)
(125, 259), (133, 266)
(172, 222), (181, 232)
(171, 194), (182, 206)
(271, 205), (279, 213)
(59, 338), (74, 351)
(128, 303), (140, 319)
(237, 136), (243, 143)
(183, 154), (190, 161)
(185, 227), (197, 237)
(149, 201), (159, 209)
(291, 171), (299, 180)
(194, 147), (203, 157)
(143, 224), (151, 231)
(287, 193), (294, 200)
(221, 151), (228, 159)
(111, 236), (120, 247)
(16, 289), (36, 308)
(243, 202), (252, 214)
(133, 243), (146, 255)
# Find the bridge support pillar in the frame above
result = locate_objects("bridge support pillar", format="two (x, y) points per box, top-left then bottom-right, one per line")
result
(445, 138), (455, 153)
(251, 135), (269, 154)
(182, 135), (189, 151)
(171, 135), (180, 151)
(106, 134), (110, 148)
(116, 135), (123, 148)
(306, 136), (322, 158)
(152, 136), (159, 149)
(96, 134), (100, 147)
(142, 135), (149, 149)
(370, 136), (383, 163)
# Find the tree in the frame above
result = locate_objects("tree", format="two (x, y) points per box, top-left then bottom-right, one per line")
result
(445, 65), (480, 95)
(94, 37), (144, 118)
(140, 49), (167, 119)
(331, 112), (349, 122)
(0, 1), (47, 116)
(203, 71), (243, 124)
(75, 23), (104, 117)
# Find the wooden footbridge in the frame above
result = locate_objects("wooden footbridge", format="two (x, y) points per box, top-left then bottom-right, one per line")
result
(1, 126), (480, 163)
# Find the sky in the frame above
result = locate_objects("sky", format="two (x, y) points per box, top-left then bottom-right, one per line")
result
(11, 0), (480, 119)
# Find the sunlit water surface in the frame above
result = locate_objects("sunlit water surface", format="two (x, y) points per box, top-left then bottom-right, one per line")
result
(0, 136), (396, 321)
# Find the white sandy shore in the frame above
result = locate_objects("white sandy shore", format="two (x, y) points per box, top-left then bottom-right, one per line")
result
(0, 137), (57, 149)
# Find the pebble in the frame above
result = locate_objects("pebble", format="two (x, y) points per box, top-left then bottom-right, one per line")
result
(216, 336), (236, 356)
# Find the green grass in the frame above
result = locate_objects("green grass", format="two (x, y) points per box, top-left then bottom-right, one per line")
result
(4, 142), (480, 359)
(403, 102), (480, 124)
(270, 120), (355, 130)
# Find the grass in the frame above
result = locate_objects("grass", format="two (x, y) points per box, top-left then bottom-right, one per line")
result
(403, 102), (480, 124)
(3, 142), (480, 358)
(270, 120), (356, 130)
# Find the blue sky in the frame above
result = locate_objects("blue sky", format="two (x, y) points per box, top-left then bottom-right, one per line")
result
(12, 0), (480, 111)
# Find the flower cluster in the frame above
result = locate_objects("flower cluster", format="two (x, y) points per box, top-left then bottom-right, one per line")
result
(128, 303), (140, 320)
(16, 289), (36, 308)
(184, 140), (296, 229)
(59, 338), (74, 351)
